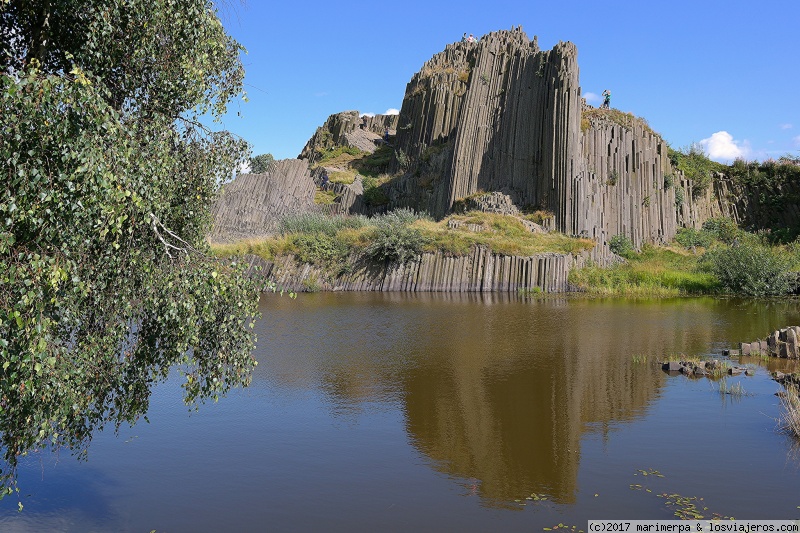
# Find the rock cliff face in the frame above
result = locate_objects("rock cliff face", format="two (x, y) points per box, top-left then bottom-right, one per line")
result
(577, 113), (679, 247)
(685, 173), (800, 236)
(246, 247), (593, 294)
(299, 110), (399, 164)
(208, 159), (317, 243)
(210, 28), (776, 292)
(375, 29), (709, 248)
(393, 30), (583, 221)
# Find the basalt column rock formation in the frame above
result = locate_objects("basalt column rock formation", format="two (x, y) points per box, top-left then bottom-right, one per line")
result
(577, 112), (681, 247)
(209, 159), (317, 243)
(387, 29), (711, 248)
(394, 29), (585, 220)
(299, 111), (399, 164)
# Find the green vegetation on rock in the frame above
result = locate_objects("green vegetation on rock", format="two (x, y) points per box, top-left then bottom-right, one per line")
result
(572, 217), (800, 297)
(668, 144), (724, 197)
(249, 153), (275, 173)
(212, 210), (596, 275)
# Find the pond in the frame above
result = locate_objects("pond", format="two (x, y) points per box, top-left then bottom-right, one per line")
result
(2, 293), (800, 531)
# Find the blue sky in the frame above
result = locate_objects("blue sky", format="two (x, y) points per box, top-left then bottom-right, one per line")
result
(216, 0), (799, 163)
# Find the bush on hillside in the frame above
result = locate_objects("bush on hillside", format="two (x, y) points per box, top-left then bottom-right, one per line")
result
(701, 217), (740, 244)
(705, 242), (796, 296)
(675, 228), (713, 249)
(366, 217), (429, 264)
(609, 234), (635, 258)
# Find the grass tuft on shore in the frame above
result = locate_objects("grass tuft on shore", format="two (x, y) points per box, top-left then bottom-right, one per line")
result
(569, 244), (719, 297)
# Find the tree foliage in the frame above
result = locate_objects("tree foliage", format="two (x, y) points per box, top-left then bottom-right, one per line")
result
(0, 0), (261, 498)
(249, 153), (275, 174)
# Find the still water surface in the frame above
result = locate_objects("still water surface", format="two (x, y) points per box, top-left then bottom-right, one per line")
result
(2, 294), (800, 531)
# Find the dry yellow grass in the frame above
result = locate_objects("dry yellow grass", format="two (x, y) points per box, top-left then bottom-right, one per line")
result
(210, 211), (596, 265)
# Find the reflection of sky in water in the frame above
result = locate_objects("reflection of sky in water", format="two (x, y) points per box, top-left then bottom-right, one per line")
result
(1, 294), (799, 531)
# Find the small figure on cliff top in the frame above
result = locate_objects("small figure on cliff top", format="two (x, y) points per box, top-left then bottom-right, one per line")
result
(384, 128), (390, 144)
(461, 33), (467, 43)
(467, 34), (476, 43)
(602, 89), (611, 109)
(360, 115), (367, 130)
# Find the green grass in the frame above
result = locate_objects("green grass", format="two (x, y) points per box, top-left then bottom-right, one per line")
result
(314, 146), (365, 167)
(418, 212), (595, 257)
(353, 146), (395, 177)
(569, 244), (719, 296)
(329, 170), (356, 184)
(211, 210), (596, 273)
(314, 189), (337, 204)
(581, 107), (657, 136)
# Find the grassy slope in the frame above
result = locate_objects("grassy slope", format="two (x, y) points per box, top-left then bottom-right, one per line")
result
(211, 211), (595, 264)
(568, 245), (719, 297)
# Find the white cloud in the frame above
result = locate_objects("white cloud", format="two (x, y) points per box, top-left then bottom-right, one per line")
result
(780, 123), (793, 130)
(698, 131), (751, 162)
(794, 135), (800, 147)
(237, 160), (251, 174)
(384, 108), (400, 115)
(584, 92), (601, 104)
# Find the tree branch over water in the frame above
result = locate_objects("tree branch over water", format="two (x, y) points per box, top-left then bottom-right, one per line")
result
(0, 0), (261, 502)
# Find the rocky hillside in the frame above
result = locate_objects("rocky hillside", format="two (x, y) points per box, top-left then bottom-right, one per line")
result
(294, 29), (729, 251)
(208, 28), (800, 293)
(209, 159), (318, 243)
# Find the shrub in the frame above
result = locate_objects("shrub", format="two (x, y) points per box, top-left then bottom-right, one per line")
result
(609, 234), (635, 257)
(366, 219), (429, 264)
(279, 213), (367, 236)
(675, 228), (712, 249)
(291, 233), (349, 267)
(704, 242), (795, 296)
(395, 148), (411, 172)
(701, 217), (740, 244)
(668, 144), (723, 197)
(674, 187), (685, 208)
(363, 183), (389, 207)
(376, 207), (430, 226)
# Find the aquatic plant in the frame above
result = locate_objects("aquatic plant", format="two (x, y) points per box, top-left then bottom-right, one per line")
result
(778, 383), (800, 438)
(717, 379), (750, 398)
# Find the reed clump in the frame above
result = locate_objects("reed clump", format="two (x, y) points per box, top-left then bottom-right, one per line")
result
(779, 383), (800, 438)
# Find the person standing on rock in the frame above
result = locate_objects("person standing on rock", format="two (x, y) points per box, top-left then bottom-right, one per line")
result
(602, 89), (611, 109)
(467, 34), (475, 43)
(321, 170), (329, 187)
(461, 33), (467, 43)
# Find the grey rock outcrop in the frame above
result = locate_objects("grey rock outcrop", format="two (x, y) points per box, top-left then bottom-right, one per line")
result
(733, 327), (800, 359)
(308, 29), (718, 252)
(209, 159), (317, 243)
(246, 246), (592, 294)
(299, 111), (399, 164)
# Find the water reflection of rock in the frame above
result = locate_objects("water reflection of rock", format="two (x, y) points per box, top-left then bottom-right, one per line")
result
(402, 298), (678, 506)
(256, 293), (800, 506)
(397, 296), (800, 506)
